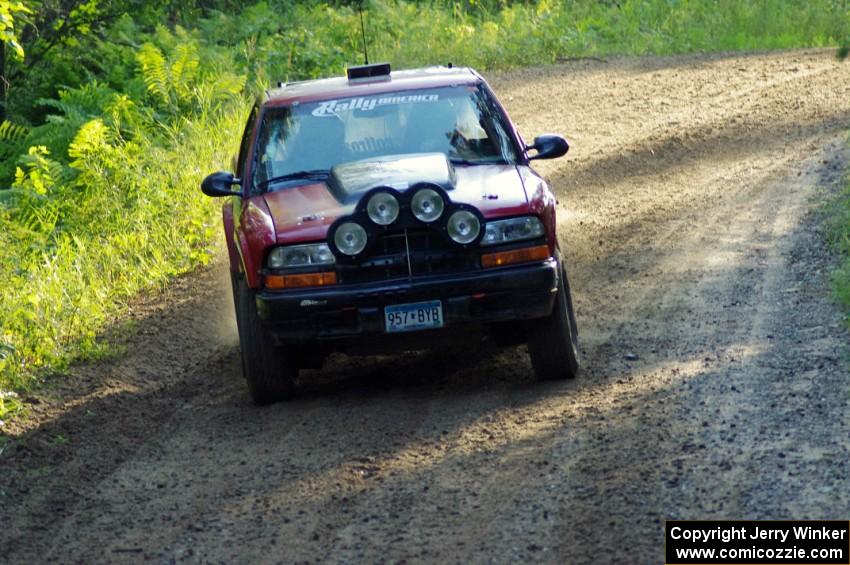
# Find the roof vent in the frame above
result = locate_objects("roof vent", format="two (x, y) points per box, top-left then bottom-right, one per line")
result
(346, 62), (391, 81)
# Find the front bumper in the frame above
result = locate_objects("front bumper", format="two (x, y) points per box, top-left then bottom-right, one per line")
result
(256, 259), (558, 344)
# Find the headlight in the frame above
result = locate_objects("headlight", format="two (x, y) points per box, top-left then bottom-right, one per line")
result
(447, 210), (481, 244)
(366, 191), (400, 225)
(333, 221), (368, 256)
(267, 243), (335, 269)
(481, 216), (545, 246)
(411, 188), (445, 223)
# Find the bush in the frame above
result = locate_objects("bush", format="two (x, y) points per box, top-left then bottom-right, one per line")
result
(0, 26), (247, 411)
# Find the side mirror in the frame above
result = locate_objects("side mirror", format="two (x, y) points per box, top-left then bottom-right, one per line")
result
(201, 171), (242, 197)
(526, 134), (569, 160)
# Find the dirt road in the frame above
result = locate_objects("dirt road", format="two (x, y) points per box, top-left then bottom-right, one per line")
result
(3, 50), (850, 563)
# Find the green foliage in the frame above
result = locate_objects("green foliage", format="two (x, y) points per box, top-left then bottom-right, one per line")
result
(827, 170), (850, 321)
(7, 146), (71, 235)
(0, 120), (28, 180)
(0, 0), (31, 58)
(0, 25), (246, 397)
(0, 390), (22, 422)
(196, 0), (850, 83)
(137, 40), (200, 107)
(1, 0), (850, 401)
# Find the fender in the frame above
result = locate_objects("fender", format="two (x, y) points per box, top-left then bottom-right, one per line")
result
(232, 196), (277, 289)
(222, 200), (241, 274)
(518, 166), (558, 254)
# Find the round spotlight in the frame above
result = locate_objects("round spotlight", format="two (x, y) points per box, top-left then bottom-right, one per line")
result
(411, 188), (445, 223)
(333, 222), (368, 256)
(366, 191), (399, 226)
(447, 210), (481, 244)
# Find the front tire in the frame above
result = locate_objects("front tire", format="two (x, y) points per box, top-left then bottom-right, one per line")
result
(526, 261), (580, 380)
(232, 274), (296, 405)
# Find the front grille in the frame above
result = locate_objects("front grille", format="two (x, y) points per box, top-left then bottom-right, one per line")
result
(338, 228), (479, 284)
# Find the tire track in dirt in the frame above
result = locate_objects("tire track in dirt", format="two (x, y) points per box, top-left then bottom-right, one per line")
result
(2, 49), (849, 563)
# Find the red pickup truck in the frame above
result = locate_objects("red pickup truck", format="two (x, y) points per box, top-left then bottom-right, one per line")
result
(202, 63), (579, 405)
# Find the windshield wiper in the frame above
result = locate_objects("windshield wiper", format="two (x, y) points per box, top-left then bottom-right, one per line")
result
(257, 169), (329, 189)
(448, 156), (510, 166)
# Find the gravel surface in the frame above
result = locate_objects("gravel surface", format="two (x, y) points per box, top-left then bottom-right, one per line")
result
(2, 49), (850, 564)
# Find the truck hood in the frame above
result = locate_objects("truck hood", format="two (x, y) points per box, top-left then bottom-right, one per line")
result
(263, 159), (531, 245)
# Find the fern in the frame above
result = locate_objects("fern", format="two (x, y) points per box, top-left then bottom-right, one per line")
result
(26, 115), (88, 165)
(0, 121), (30, 187)
(104, 93), (148, 138)
(0, 121), (28, 143)
(3, 146), (68, 236)
(136, 41), (215, 112)
(24, 83), (119, 163)
(137, 43), (170, 104)
(67, 119), (111, 166)
(171, 43), (200, 99)
(39, 82), (116, 120)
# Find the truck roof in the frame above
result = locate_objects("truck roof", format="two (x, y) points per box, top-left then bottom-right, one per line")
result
(264, 66), (482, 107)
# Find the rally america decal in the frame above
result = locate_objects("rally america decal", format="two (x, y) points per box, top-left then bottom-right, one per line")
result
(311, 94), (439, 117)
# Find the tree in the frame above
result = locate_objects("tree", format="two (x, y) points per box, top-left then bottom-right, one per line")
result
(1, 0), (209, 124)
(0, 0), (31, 121)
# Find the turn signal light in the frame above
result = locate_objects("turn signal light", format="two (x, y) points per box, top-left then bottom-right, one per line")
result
(265, 271), (337, 289)
(481, 245), (550, 268)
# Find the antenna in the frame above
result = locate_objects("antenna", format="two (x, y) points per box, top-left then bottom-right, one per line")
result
(357, 1), (369, 65)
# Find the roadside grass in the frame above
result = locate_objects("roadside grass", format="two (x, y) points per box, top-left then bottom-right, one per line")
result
(0, 30), (248, 419)
(1, 0), (849, 420)
(827, 170), (850, 320)
(205, 0), (850, 84)
(364, 0), (849, 69)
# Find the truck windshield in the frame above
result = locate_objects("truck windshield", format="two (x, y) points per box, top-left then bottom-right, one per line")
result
(252, 84), (518, 191)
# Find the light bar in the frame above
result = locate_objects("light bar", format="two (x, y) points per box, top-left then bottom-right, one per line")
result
(347, 63), (391, 80)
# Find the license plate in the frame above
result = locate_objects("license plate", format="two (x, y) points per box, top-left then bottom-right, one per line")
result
(384, 300), (444, 333)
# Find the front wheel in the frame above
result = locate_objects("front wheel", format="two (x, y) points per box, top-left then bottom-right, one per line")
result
(526, 262), (580, 380)
(233, 274), (296, 405)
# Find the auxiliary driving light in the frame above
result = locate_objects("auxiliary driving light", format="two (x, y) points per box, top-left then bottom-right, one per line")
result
(366, 191), (400, 225)
(333, 221), (368, 256)
(447, 210), (481, 245)
(411, 188), (445, 223)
